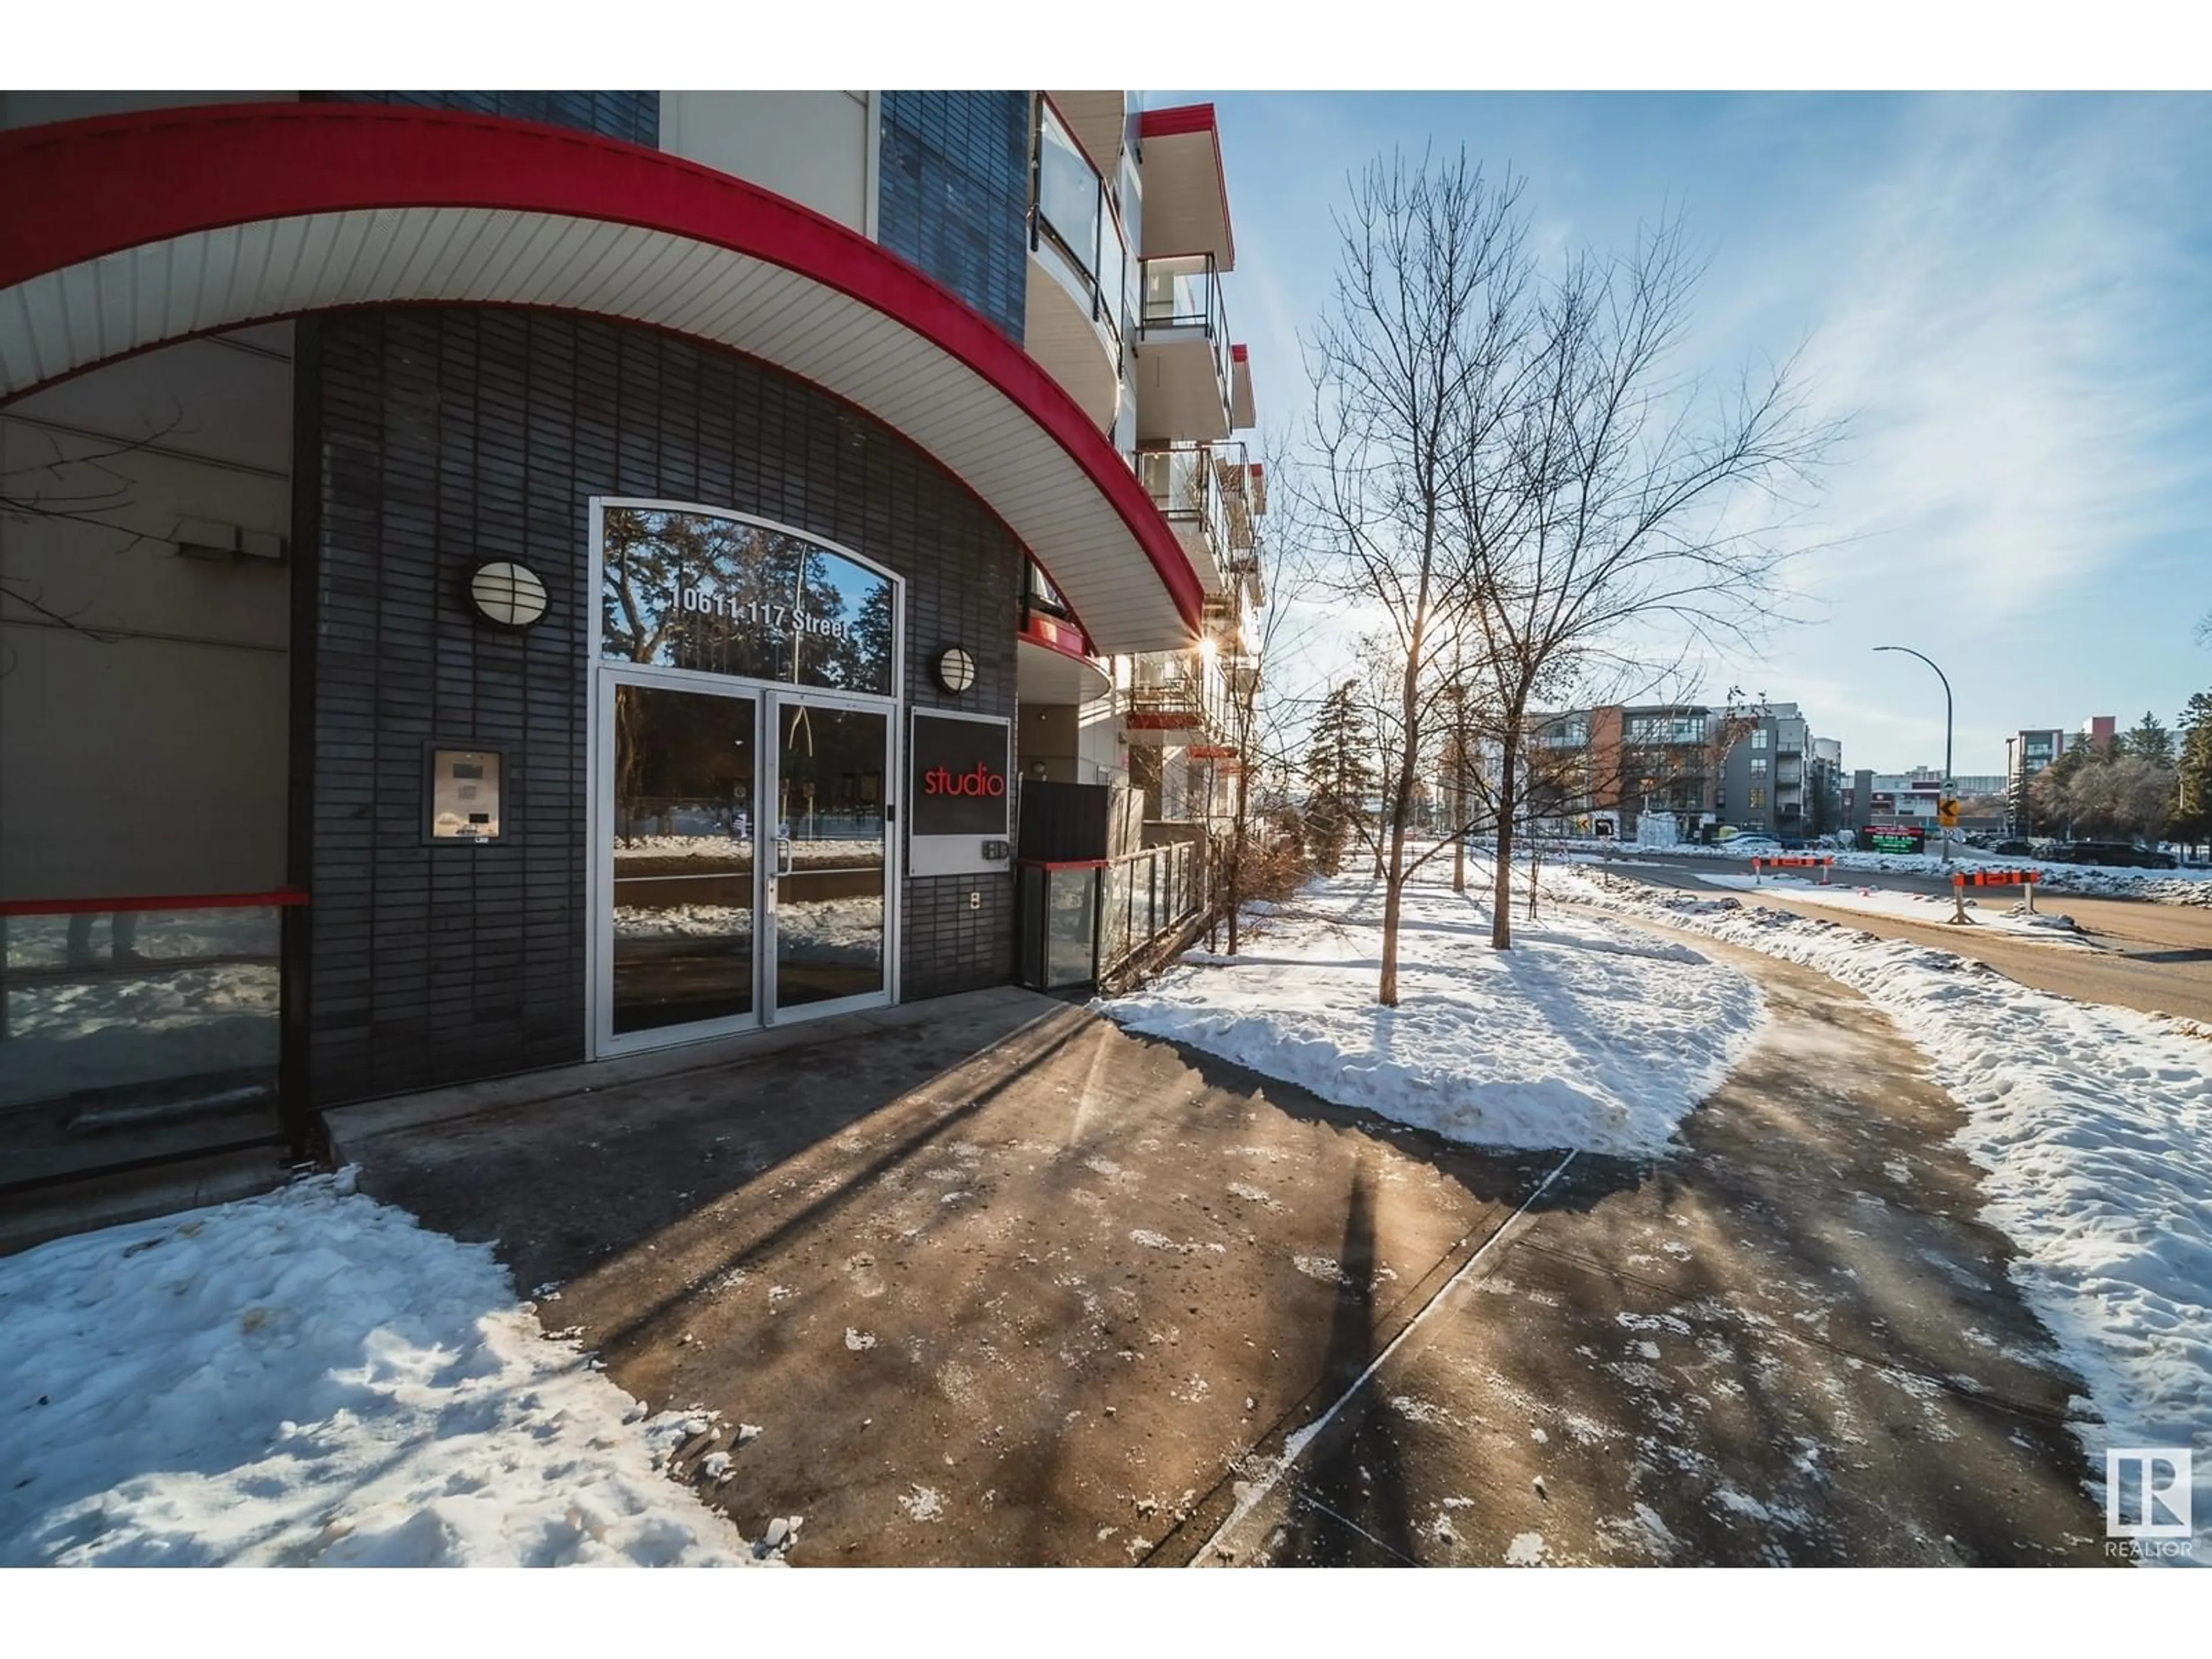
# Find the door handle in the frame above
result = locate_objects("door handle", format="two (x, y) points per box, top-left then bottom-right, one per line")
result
(777, 836), (794, 877)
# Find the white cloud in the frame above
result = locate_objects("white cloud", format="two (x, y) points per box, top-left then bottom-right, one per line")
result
(1782, 96), (2211, 616)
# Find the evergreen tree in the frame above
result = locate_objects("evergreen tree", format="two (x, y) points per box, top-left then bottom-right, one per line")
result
(1303, 682), (1374, 876)
(2125, 710), (2175, 768)
(2173, 691), (2212, 853)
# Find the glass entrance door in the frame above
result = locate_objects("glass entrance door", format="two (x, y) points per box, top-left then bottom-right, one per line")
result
(768, 696), (891, 1019)
(605, 679), (760, 1043)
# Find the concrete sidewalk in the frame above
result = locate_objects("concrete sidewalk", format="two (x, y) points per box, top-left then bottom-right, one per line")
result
(1196, 936), (2115, 1567)
(343, 959), (2115, 1566)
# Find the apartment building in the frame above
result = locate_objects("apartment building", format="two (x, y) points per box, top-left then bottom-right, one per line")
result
(1717, 703), (1843, 837)
(0, 90), (1263, 1190)
(1528, 699), (1840, 840)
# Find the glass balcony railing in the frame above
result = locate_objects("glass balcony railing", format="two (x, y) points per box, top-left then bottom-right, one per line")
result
(1033, 95), (1130, 352)
(1018, 842), (1206, 993)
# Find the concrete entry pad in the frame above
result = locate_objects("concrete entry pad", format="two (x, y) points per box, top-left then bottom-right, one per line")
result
(341, 986), (1558, 1565)
(344, 952), (2115, 1567)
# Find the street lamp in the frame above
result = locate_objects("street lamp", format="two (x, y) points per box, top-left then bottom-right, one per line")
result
(2005, 734), (2017, 840)
(1874, 644), (1954, 863)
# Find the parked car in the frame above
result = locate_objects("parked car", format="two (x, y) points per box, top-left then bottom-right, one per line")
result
(1724, 833), (1782, 855)
(2052, 841), (2179, 870)
(1988, 838), (2034, 857)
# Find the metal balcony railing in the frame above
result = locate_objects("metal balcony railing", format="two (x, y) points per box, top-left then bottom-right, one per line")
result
(1139, 253), (1233, 412)
(1137, 445), (1231, 574)
(1128, 675), (1208, 725)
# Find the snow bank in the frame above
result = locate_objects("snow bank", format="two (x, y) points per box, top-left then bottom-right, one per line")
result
(1680, 871), (2093, 945)
(1559, 839), (2212, 906)
(1549, 862), (2212, 1552)
(0, 1174), (762, 1567)
(1101, 870), (1763, 1157)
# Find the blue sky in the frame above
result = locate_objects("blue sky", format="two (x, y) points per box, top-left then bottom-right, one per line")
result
(1192, 92), (2212, 777)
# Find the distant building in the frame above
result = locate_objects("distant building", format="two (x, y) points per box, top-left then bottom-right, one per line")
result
(1719, 703), (1829, 836)
(2006, 722), (2104, 834)
(1527, 696), (1843, 839)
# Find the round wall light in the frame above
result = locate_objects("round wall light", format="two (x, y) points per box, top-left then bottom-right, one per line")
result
(933, 645), (978, 695)
(469, 561), (549, 629)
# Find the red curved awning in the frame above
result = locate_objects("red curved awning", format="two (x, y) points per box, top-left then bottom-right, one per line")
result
(0, 103), (1204, 652)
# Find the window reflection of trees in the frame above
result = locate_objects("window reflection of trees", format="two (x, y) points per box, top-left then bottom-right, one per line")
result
(601, 507), (893, 695)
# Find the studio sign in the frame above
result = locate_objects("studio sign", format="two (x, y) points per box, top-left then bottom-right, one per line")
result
(676, 586), (854, 641)
(923, 762), (1007, 798)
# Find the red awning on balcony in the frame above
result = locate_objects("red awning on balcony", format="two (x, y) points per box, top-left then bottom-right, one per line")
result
(0, 103), (1206, 653)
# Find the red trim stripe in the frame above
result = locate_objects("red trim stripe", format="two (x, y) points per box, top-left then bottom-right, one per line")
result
(0, 103), (1205, 635)
(1138, 104), (1217, 140)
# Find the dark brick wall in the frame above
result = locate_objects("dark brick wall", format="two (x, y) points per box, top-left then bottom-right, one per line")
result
(297, 308), (1018, 1106)
(308, 90), (658, 146)
(877, 92), (1031, 344)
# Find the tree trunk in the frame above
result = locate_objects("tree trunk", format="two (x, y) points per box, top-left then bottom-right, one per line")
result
(1492, 725), (1519, 949)
(1226, 773), (1247, 955)
(1379, 822), (1406, 1007)
(1380, 607), (1429, 1005)
(1452, 734), (1467, 895)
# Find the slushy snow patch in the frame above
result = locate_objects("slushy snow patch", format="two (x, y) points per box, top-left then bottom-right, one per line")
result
(1101, 870), (1762, 1157)
(1551, 861), (2212, 1554)
(0, 1174), (761, 1567)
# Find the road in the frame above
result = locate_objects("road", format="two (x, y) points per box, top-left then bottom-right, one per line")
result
(1578, 851), (2212, 1025)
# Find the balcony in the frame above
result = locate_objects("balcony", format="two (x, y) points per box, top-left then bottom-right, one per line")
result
(1224, 653), (1262, 697)
(1137, 104), (1234, 271)
(1137, 443), (1233, 594)
(1134, 254), (1232, 443)
(1230, 343), (1255, 429)
(1224, 547), (1263, 607)
(1214, 442), (1258, 551)
(1017, 562), (1111, 707)
(1127, 671), (1207, 732)
(1027, 94), (1129, 434)
(1126, 652), (1229, 744)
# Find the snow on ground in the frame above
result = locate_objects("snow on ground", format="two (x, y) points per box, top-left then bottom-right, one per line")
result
(1676, 871), (2095, 946)
(1100, 868), (1764, 1157)
(1545, 859), (2212, 1552)
(1558, 838), (2212, 906)
(0, 1174), (767, 1567)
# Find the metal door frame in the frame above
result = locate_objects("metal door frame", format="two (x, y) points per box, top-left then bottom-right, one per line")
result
(589, 668), (768, 1059)
(763, 687), (899, 1028)
(585, 498), (904, 1060)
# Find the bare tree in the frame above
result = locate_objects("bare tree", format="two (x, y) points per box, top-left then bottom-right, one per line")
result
(1456, 214), (1828, 946)
(1210, 440), (1319, 953)
(1305, 150), (1530, 1005)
